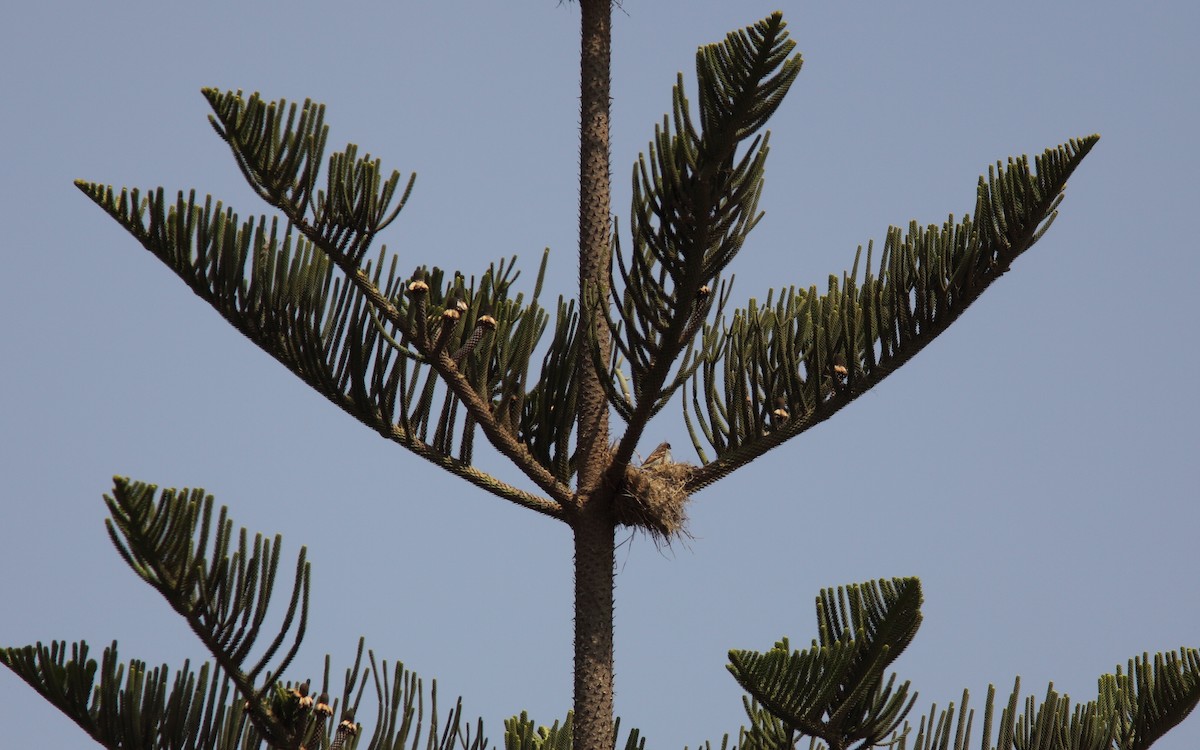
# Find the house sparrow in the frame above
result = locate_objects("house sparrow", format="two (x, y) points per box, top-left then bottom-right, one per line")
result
(641, 442), (672, 468)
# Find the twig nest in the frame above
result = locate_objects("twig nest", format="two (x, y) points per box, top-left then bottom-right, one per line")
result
(613, 460), (694, 542)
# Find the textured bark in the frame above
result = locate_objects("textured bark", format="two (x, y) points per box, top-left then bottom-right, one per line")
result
(575, 0), (613, 486)
(572, 501), (616, 750)
(573, 2), (616, 750)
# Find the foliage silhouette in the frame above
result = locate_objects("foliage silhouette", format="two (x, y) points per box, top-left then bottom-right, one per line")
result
(6, 6), (1193, 750)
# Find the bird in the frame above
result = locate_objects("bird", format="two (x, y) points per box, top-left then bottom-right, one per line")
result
(641, 441), (672, 468)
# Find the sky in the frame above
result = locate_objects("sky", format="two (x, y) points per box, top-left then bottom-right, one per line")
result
(2, 2), (1198, 749)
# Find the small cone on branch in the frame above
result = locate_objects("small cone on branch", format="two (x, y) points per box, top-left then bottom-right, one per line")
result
(832, 353), (849, 380)
(330, 708), (359, 750)
(772, 396), (790, 421)
(406, 267), (429, 295)
(314, 692), (333, 718)
(453, 303), (497, 362)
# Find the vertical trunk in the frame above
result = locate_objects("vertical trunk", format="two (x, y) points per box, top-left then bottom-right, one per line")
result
(572, 503), (616, 750)
(574, 3), (615, 750)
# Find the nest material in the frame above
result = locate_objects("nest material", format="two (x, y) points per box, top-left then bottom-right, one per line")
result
(612, 459), (694, 542)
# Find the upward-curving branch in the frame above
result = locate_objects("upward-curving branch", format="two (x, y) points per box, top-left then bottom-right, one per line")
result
(605, 11), (803, 473)
(681, 135), (1099, 490)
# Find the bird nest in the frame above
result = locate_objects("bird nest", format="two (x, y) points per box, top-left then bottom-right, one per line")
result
(611, 457), (694, 543)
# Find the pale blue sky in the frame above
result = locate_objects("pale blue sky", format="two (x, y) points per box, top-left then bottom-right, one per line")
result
(2, 3), (1198, 748)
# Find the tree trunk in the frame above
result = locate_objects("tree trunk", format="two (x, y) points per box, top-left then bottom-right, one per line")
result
(574, 2), (615, 750)
(572, 503), (615, 750)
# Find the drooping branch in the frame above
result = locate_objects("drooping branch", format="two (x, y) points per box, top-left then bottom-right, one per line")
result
(75, 174), (572, 516)
(0, 636), (497, 750)
(199, 90), (577, 509)
(0, 641), (248, 750)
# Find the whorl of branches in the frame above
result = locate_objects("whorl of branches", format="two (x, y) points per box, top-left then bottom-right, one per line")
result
(725, 578), (1200, 750)
(74, 13), (1101, 542)
(0, 480), (500, 750)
